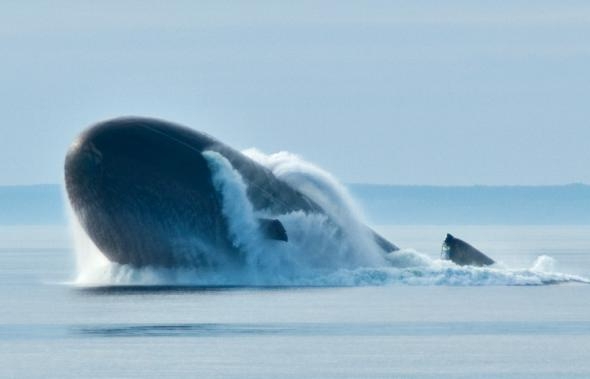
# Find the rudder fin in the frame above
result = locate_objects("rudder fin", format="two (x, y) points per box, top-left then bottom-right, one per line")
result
(442, 233), (495, 266)
(258, 218), (288, 242)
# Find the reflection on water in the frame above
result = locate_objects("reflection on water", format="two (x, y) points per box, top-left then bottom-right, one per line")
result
(75, 285), (335, 295)
(2, 321), (590, 342)
(74, 321), (590, 338)
(76, 323), (293, 337)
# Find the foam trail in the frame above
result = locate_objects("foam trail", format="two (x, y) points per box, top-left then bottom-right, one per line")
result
(69, 149), (590, 287)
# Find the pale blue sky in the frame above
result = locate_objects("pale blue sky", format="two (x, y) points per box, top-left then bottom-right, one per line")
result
(1, 1), (589, 185)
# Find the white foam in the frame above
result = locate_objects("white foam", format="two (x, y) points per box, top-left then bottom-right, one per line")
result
(244, 148), (386, 268)
(530, 255), (556, 272)
(64, 194), (110, 284)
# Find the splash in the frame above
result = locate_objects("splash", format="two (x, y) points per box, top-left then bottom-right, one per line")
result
(244, 148), (386, 268)
(201, 150), (386, 283)
(69, 149), (589, 287)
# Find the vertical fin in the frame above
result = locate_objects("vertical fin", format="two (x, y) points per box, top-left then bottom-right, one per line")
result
(258, 218), (288, 242)
(442, 233), (495, 266)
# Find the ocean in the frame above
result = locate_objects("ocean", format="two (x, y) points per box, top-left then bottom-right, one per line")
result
(1, 224), (589, 378)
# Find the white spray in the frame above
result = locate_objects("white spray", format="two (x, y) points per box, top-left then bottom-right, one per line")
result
(243, 149), (386, 268)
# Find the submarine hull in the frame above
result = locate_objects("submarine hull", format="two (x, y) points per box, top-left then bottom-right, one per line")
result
(65, 117), (394, 268)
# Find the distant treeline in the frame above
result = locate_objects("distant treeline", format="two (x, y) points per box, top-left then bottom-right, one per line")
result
(349, 183), (590, 225)
(1, 184), (589, 225)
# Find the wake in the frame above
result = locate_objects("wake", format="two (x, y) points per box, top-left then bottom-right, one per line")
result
(70, 149), (589, 287)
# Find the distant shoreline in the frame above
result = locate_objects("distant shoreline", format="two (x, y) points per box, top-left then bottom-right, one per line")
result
(1, 184), (589, 226)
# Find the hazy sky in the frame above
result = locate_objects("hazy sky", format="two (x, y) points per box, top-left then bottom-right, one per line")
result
(1, 1), (589, 185)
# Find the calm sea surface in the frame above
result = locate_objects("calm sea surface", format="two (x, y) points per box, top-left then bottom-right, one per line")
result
(1, 225), (589, 378)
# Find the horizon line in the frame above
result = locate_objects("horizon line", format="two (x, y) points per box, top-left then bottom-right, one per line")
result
(0, 182), (588, 188)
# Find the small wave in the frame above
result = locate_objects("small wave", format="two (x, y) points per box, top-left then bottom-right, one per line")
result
(73, 250), (588, 287)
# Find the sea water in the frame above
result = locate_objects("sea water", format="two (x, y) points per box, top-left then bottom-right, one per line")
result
(1, 224), (589, 378)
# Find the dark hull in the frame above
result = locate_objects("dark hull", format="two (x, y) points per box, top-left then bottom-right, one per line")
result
(442, 233), (495, 267)
(65, 117), (393, 268)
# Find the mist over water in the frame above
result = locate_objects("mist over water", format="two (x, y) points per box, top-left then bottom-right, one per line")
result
(70, 150), (589, 287)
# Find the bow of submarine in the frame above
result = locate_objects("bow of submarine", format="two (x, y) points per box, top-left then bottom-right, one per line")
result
(64, 117), (236, 268)
(65, 117), (402, 270)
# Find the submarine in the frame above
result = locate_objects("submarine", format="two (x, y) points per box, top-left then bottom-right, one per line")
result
(65, 117), (495, 270)
(65, 117), (398, 269)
